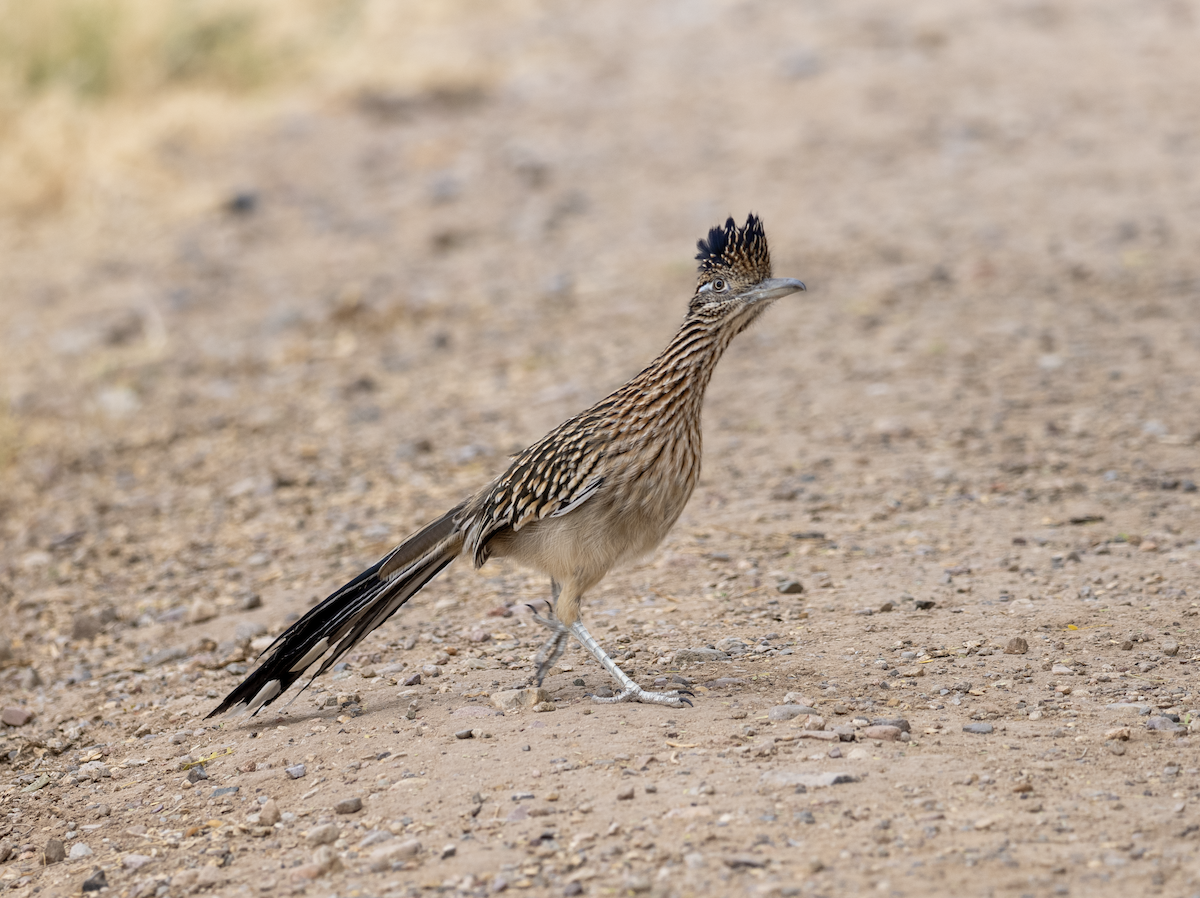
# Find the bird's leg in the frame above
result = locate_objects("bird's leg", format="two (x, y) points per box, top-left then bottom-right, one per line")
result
(569, 620), (692, 708)
(529, 580), (569, 686)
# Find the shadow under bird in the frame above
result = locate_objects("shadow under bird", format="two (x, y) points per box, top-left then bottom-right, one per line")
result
(209, 213), (805, 717)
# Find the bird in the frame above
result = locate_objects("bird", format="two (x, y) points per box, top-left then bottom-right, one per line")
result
(208, 213), (805, 718)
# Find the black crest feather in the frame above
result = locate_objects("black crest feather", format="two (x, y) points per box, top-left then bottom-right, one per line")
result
(695, 213), (772, 284)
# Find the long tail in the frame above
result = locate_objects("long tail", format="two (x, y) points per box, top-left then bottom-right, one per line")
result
(207, 503), (466, 718)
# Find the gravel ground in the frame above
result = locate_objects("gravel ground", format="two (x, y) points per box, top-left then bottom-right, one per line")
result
(3, 2), (1200, 897)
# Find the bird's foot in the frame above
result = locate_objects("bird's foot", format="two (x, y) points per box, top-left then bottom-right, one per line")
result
(589, 686), (694, 708)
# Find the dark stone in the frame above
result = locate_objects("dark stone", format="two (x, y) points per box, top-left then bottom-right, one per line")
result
(81, 868), (108, 892)
(226, 191), (259, 215)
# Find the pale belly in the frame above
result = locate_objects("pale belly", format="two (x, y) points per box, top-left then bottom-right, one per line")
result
(494, 470), (696, 592)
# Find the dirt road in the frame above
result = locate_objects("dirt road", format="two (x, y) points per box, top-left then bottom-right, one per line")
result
(3, 2), (1200, 896)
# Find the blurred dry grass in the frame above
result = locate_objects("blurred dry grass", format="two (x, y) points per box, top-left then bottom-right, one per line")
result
(0, 0), (524, 217)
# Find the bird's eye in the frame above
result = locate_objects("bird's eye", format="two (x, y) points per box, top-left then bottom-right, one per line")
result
(712, 278), (727, 292)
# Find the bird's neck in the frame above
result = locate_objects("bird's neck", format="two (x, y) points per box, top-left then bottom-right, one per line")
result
(631, 314), (740, 408)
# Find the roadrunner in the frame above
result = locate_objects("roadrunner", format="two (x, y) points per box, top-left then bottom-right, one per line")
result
(209, 214), (805, 717)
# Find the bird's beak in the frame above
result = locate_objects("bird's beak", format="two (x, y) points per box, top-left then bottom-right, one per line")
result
(749, 277), (807, 302)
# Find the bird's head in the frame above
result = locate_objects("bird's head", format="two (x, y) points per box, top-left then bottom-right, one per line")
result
(690, 214), (805, 328)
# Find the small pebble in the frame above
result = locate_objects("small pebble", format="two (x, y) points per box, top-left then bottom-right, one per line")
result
(43, 839), (65, 865)
(1, 707), (32, 727)
(674, 647), (730, 662)
(286, 764), (307, 779)
(79, 761), (111, 780)
(1, 710), (32, 729)
(71, 612), (102, 641)
(305, 823), (339, 845)
(778, 580), (805, 594)
(311, 845), (344, 875)
(185, 598), (218, 624)
(768, 704), (819, 721)
(861, 725), (902, 742)
(963, 723), (994, 735)
(68, 843), (92, 859)
(422, 664), (441, 678)
(455, 729), (475, 739)
(616, 786), (635, 801)
(441, 843), (457, 859)
(81, 868), (108, 892)
(367, 837), (422, 872)
(122, 854), (153, 870)
(187, 765), (208, 783)
(334, 797), (363, 814)
(403, 673), (423, 686)
(359, 830), (392, 848)
(1004, 637), (1028, 655)
(1162, 638), (1180, 657)
(1147, 716), (1183, 732)
(258, 799), (282, 826)
(289, 862), (325, 882)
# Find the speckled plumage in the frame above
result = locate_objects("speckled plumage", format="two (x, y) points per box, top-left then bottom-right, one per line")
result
(696, 214), (772, 286)
(209, 214), (805, 717)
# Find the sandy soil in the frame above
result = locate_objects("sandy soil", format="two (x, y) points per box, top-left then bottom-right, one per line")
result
(4, 1), (1200, 896)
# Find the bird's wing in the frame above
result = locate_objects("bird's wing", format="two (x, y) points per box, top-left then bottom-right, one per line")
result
(462, 413), (609, 567)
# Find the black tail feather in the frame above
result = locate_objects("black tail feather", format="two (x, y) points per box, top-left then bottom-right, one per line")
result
(207, 506), (464, 719)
